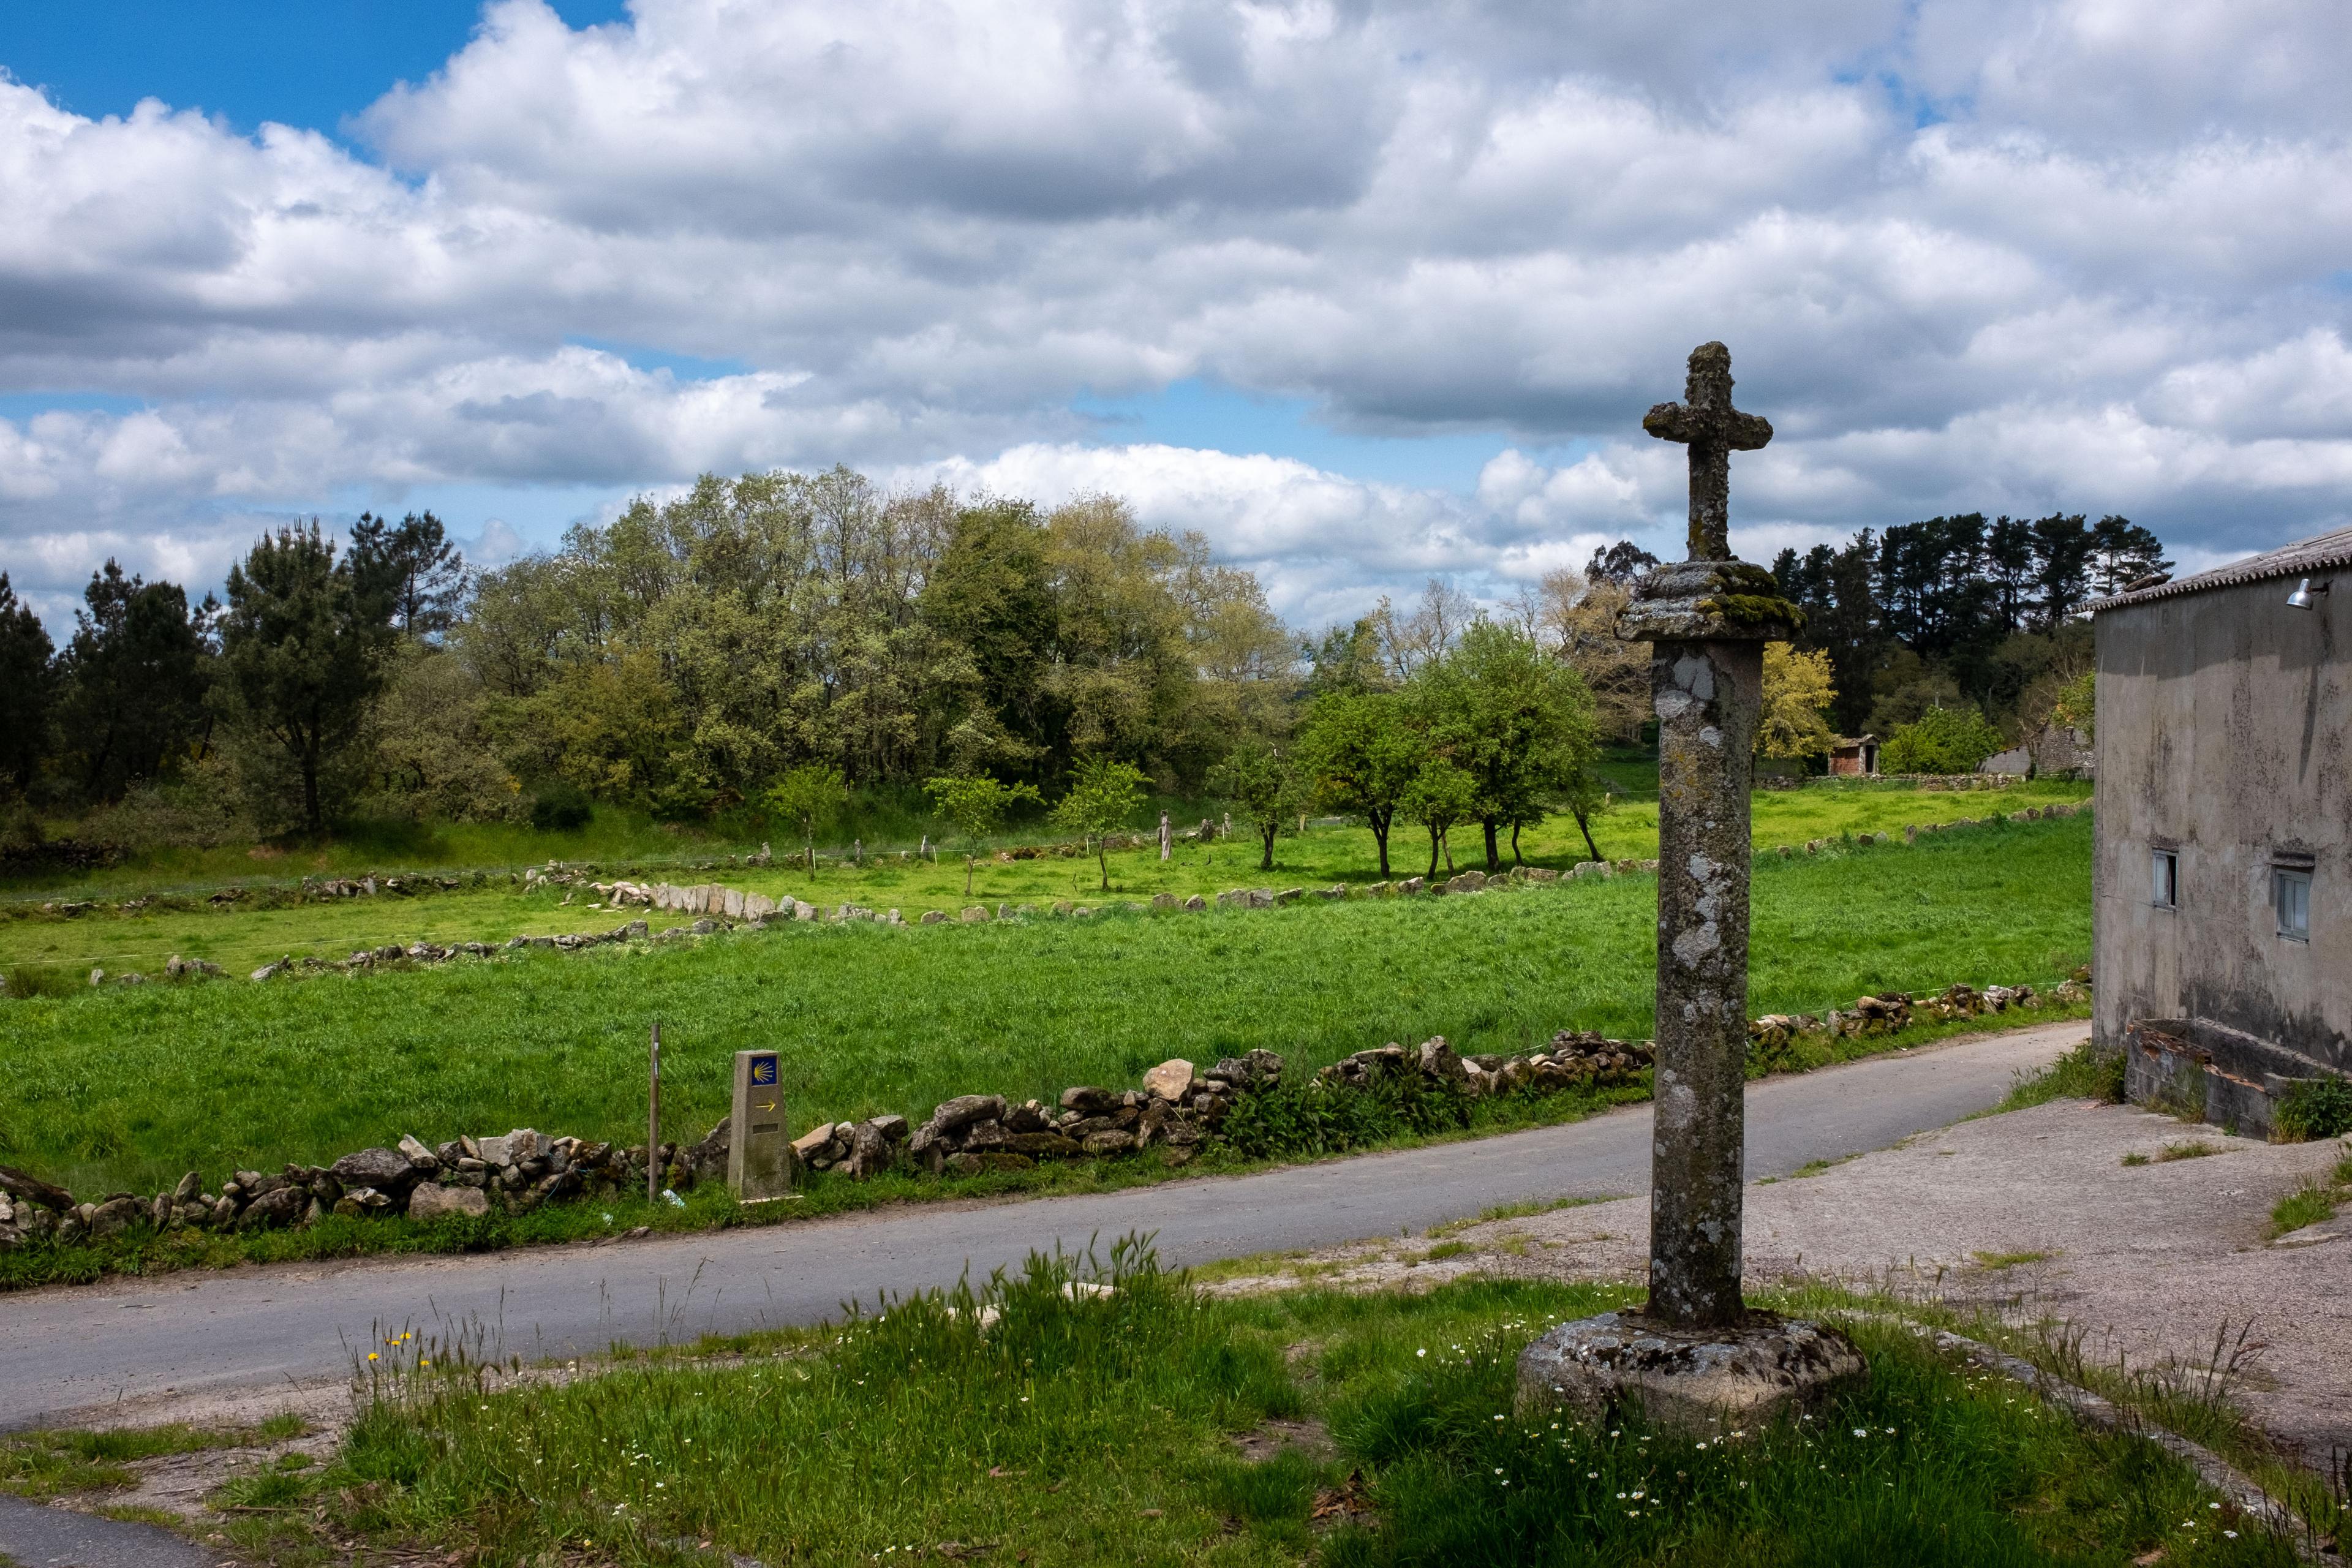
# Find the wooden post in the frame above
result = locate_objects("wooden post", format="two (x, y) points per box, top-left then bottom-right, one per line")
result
(647, 1020), (662, 1203)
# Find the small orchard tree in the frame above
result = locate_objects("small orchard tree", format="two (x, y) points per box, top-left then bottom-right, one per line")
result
(924, 773), (1043, 895)
(1050, 755), (1150, 891)
(1881, 706), (2005, 775)
(766, 763), (845, 873)
(1208, 737), (1299, 872)
(1294, 690), (1422, 878)
(1414, 620), (1601, 871)
(1400, 755), (1476, 878)
(1757, 641), (1838, 764)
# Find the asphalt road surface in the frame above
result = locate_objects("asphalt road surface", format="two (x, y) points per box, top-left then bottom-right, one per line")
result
(0, 1020), (2081, 1428)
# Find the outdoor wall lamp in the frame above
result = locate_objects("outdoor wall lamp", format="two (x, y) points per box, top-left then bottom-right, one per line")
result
(2286, 576), (2331, 609)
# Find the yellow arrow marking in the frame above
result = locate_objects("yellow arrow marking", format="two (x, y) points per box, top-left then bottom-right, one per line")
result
(756, 1098), (778, 1112)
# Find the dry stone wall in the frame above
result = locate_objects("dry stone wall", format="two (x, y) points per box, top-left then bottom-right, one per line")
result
(0, 973), (2088, 1256)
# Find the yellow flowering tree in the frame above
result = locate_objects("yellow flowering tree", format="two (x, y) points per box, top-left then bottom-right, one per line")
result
(1756, 642), (1838, 761)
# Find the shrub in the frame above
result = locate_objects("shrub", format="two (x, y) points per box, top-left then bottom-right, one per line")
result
(2273, 1076), (2352, 1142)
(528, 782), (594, 831)
(1881, 705), (2007, 775)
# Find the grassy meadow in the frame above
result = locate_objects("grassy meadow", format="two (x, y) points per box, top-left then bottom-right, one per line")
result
(0, 813), (2092, 1201)
(0, 774), (2090, 981)
(187, 1251), (2297, 1567)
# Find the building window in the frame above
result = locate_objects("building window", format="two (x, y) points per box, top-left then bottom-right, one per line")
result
(2150, 850), (2178, 909)
(2274, 867), (2312, 941)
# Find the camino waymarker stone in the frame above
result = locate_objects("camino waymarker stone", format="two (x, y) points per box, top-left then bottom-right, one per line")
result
(1515, 342), (1863, 1434)
(728, 1049), (793, 1201)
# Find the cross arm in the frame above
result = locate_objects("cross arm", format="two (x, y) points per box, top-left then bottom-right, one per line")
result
(1642, 401), (1698, 443)
(1725, 410), (1773, 450)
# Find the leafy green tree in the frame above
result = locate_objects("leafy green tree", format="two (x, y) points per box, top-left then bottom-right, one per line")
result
(1414, 620), (1600, 871)
(1305, 616), (1387, 696)
(920, 500), (1058, 776)
(924, 772), (1044, 895)
(1880, 705), (2006, 775)
(1294, 690), (1421, 876)
(361, 641), (521, 822)
(1586, 540), (1661, 586)
(766, 763), (846, 873)
(1050, 755), (1150, 891)
(218, 524), (394, 833)
(1400, 755), (1476, 878)
(1207, 737), (1299, 872)
(55, 560), (216, 802)
(0, 573), (55, 797)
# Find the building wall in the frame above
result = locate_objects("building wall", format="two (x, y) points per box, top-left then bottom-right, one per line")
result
(2093, 576), (2350, 1079)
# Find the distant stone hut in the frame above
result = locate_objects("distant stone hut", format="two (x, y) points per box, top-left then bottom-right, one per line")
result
(1827, 736), (1879, 776)
(2089, 526), (2352, 1133)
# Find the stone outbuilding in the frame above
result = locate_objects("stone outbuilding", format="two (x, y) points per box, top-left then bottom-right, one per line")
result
(2089, 526), (2351, 1133)
(1827, 735), (1879, 776)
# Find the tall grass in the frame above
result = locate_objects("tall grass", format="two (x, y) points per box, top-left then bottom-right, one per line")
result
(0, 818), (2093, 1197)
(211, 1261), (2293, 1567)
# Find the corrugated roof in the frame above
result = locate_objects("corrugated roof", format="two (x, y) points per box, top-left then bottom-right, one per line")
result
(2088, 523), (2352, 612)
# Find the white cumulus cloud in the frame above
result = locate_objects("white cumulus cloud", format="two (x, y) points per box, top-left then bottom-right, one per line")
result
(1, 0), (2348, 627)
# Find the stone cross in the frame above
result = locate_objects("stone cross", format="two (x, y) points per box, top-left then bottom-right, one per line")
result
(1643, 341), (1772, 562)
(1621, 342), (1797, 1332)
(1514, 363), (1857, 1423)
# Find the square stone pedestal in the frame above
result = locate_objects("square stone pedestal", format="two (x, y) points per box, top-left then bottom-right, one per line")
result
(1515, 1310), (1864, 1438)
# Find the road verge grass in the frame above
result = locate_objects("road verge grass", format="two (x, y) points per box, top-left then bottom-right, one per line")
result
(157, 1246), (2299, 1567)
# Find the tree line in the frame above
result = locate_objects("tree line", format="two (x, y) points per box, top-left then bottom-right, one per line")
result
(1770, 511), (2165, 741)
(0, 470), (2168, 862)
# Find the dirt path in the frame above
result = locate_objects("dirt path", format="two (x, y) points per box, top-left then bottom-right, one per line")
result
(1218, 1096), (2350, 1465)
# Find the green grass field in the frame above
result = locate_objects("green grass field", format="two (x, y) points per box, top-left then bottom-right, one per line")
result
(184, 1251), (2295, 1567)
(0, 815), (2092, 1200)
(0, 776), (2088, 980)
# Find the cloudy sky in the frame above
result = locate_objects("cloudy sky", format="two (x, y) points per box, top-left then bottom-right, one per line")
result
(4, 0), (2349, 631)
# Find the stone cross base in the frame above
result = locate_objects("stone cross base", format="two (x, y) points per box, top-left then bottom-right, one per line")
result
(1515, 1310), (1865, 1438)
(1616, 559), (1800, 644)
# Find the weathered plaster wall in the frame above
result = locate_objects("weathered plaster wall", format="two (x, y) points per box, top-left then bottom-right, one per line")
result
(2093, 576), (2350, 1075)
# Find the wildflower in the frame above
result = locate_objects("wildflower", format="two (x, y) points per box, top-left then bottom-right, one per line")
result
(367, 1353), (378, 1362)
(1417, 1348), (1427, 1357)
(1853, 1428), (1867, 1438)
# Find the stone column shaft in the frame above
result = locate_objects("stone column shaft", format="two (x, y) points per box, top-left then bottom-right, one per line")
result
(1645, 636), (1763, 1330)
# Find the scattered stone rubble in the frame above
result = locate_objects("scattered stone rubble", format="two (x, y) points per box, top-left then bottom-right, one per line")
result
(0, 968), (2092, 1256)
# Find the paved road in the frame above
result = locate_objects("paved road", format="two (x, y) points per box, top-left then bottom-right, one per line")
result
(0, 1021), (2081, 1428)
(0, 1491), (214, 1567)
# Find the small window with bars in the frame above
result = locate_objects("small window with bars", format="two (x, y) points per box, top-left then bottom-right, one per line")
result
(2273, 866), (2312, 941)
(2150, 850), (2178, 909)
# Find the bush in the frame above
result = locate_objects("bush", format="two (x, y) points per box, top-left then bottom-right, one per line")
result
(1881, 705), (2007, 775)
(2273, 1076), (2352, 1142)
(528, 782), (593, 831)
